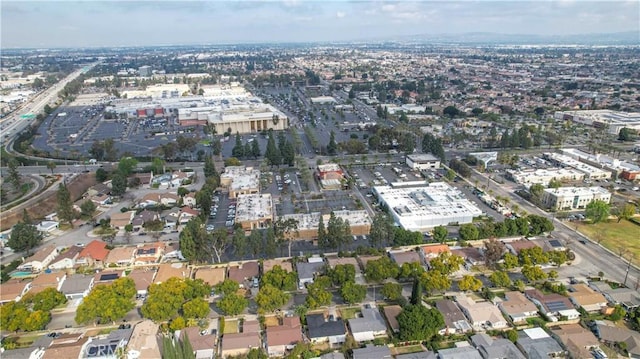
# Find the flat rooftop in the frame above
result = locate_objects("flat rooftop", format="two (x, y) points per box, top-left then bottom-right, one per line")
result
(544, 152), (610, 176)
(374, 182), (482, 231)
(235, 194), (273, 222)
(543, 186), (611, 197)
(221, 166), (260, 191)
(279, 210), (371, 230)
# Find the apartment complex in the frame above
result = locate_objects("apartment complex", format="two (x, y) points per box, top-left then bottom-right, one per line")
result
(542, 187), (611, 210)
(278, 210), (372, 239)
(543, 152), (611, 180)
(505, 168), (585, 186)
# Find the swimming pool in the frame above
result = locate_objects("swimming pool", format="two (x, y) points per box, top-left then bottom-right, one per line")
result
(10, 271), (35, 278)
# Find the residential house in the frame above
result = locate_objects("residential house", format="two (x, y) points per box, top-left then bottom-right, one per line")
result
(263, 260), (293, 273)
(132, 172), (153, 188)
(516, 327), (565, 359)
(155, 263), (189, 284)
(126, 320), (161, 359)
(455, 294), (508, 331)
(589, 281), (640, 310)
(497, 291), (539, 323)
(352, 344), (392, 359)
(42, 335), (89, 359)
(127, 269), (156, 298)
(435, 299), (473, 335)
(134, 242), (165, 265)
(1, 347), (47, 359)
(296, 257), (325, 288)
(162, 242), (184, 262)
(395, 352), (437, 359)
(326, 256), (363, 283)
(451, 247), (485, 269)
(93, 270), (124, 285)
(29, 271), (65, 294)
(48, 245), (83, 270)
(139, 193), (162, 208)
(36, 221), (59, 234)
(357, 255), (382, 269)
(382, 305), (402, 333)
(194, 266), (227, 287)
(180, 326), (217, 359)
(594, 320), (640, 359)
(84, 328), (133, 358)
(18, 245), (60, 272)
(228, 261), (259, 288)
(551, 324), (600, 359)
(131, 210), (161, 230)
(170, 171), (192, 187)
(348, 307), (388, 342)
(88, 183), (111, 197)
(569, 284), (608, 312)
(104, 246), (136, 267)
(319, 353), (345, 359)
(183, 192), (197, 207)
(0, 279), (32, 303)
(266, 316), (303, 357)
(59, 274), (94, 300)
(525, 289), (580, 321)
(110, 211), (135, 230)
(162, 208), (180, 230)
(420, 244), (450, 261)
(91, 193), (111, 206)
(389, 250), (423, 266)
(221, 320), (261, 358)
(306, 313), (347, 345)
(470, 333), (526, 359)
(505, 239), (539, 255)
(159, 192), (180, 207)
(437, 346), (483, 359)
(179, 206), (200, 225)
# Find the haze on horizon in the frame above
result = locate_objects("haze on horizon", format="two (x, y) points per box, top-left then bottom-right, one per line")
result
(1, 0), (639, 48)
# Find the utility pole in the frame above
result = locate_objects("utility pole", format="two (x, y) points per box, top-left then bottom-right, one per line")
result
(624, 254), (634, 288)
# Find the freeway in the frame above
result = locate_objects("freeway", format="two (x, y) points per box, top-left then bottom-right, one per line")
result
(0, 62), (99, 147)
(466, 167), (639, 286)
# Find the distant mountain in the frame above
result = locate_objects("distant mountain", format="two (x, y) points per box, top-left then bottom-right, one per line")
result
(393, 31), (639, 45)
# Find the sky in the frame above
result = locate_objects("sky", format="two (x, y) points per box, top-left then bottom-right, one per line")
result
(1, 0), (639, 48)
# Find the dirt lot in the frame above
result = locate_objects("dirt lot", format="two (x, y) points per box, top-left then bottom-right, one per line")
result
(1, 173), (96, 231)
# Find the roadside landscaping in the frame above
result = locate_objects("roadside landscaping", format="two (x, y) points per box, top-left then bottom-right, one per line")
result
(574, 219), (640, 266)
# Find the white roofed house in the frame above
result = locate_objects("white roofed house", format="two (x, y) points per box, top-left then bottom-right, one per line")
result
(348, 307), (389, 342)
(455, 294), (508, 331)
(48, 245), (83, 270)
(183, 192), (197, 207)
(496, 291), (539, 324)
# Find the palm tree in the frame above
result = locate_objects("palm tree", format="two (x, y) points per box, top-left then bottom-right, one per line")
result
(46, 161), (57, 174)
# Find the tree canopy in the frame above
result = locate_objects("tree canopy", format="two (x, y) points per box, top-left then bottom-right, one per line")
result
(397, 304), (444, 341)
(141, 277), (210, 322)
(255, 284), (290, 312)
(76, 277), (136, 325)
(261, 265), (297, 291)
(585, 200), (611, 224)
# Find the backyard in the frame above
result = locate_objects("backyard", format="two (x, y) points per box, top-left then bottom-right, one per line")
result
(575, 219), (640, 265)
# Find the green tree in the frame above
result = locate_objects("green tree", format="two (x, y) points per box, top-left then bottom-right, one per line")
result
(585, 200), (611, 224)
(265, 131), (281, 166)
(255, 284), (290, 312)
(429, 252), (464, 275)
(7, 158), (21, 191)
(251, 139), (261, 158)
(328, 264), (355, 286)
(459, 224), (480, 241)
(232, 132), (245, 158)
(381, 282), (403, 301)
(117, 157), (138, 176)
(420, 270), (451, 294)
(410, 278), (423, 305)
(483, 238), (506, 269)
(316, 215), (328, 249)
(232, 228), (247, 259)
(76, 278), (136, 325)
(364, 257), (400, 282)
(80, 200), (97, 218)
(445, 169), (456, 181)
(399, 262), (425, 280)
(458, 275), (482, 292)
(340, 281), (366, 304)
(95, 168), (109, 182)
(182, 298), (210, 319)
(614, 203), (636, 223)
(521, 265), (548, 283)
(215, 279), (240, 296)
(111, 171), (127, 196)
(141, 277), (210, 322)
(23, 288), (67, 312)
(7, 221), (43, 254)
(305, 276), (332, 309)
(179, 217), (212, 263)
(56, 183), (76, 225)
(217, 292), (248, 316)
(397, 304), (444, 341)
(432, 226), (448, 243)
(503, 253), (519, 270)
(506, 329), (519, 343)
(169, 316), (187, 332)
(608, 305), (627, 321)
(46, 161), (57, 174)
(261, 265), (297, 291)
(327, 131), (337, 155)
(489, 271), (512, 288)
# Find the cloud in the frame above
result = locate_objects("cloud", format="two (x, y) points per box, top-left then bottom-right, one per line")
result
(336, 11), (346, 18)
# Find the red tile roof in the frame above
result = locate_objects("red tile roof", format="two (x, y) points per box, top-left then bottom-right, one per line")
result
(79, 240), (109, 261)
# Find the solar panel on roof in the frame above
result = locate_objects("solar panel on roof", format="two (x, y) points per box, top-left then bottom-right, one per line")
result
(100, 273), (119, 281)
(549, 240), (562, 247)
(546, 300), (569, 311)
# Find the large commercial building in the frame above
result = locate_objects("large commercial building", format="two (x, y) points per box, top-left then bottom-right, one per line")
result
(279, 210), (372, 239)
(542, 187), (611, 210)
(554, 110), (640, 135)
(373, 182), (483, 232)
(178, 104), (288, 133)
(505, 168), (585, 186)
(406, 154), (441, 171)
(220, 166), (261, 199)
(235, 194), (274, 231)
(316, 163), (345, 190)
(543, 152), (611, 180)
(560, 148), (640, 181)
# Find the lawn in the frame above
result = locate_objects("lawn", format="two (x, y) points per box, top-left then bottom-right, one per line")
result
(339, 307), (361, 320)
(263, 316), (280, 327)
(392, 345), (425, 355)
(575, 220), (640, 265)
(223, 319), (239, 334)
